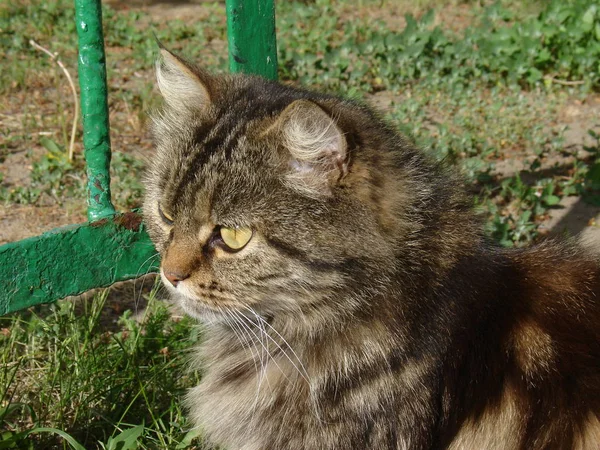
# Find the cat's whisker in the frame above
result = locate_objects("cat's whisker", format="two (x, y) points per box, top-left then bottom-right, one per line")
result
(134, 265), (159, 311)
(231, 309), (276, 412)
(224, 309), (260, 374)
(242, 308), (327, 424)
(246, 305), (311, 382)
(228, 309), (272, 419)
(233, 309), (291, 385)
(232, 309), (273, 389)
(133, 252), (161, 311)
(253, 309), (272, 393)
(134, 252), (160, 281)
(242, 305), (311, 385)
(221, 308), (255, 371)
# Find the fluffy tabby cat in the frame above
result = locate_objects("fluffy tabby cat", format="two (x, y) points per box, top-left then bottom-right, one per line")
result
(143, 48), (600, 450)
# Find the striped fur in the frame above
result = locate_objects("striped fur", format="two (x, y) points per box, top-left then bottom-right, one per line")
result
(143, 49), (600, 449)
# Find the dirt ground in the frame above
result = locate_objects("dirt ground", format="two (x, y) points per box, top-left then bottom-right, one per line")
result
(1, 0), (600, 247)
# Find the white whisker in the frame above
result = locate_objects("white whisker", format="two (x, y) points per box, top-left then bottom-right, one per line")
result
(133, 253), (161, 311)
(249, 306), (311, 382)
(224, 309), (259, 374)
(242, 305), (310, 385)
(233, 310), (291, 384)
(231, 309), (277, 413)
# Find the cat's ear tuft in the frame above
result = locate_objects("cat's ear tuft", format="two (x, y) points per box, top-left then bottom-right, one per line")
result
(276, 100), (348, 195)
(155, 48), (212, 112)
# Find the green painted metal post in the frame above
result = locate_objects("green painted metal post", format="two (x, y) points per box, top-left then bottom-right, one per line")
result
(226, 0), (278, 80)
(75, 0), (116, 221)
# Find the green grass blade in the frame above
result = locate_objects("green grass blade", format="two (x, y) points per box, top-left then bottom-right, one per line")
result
(25, 427), (86, 450)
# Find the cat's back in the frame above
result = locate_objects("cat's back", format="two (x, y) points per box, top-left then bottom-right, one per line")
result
(507, 238), (600, 372)
(449, 238), (600, 450)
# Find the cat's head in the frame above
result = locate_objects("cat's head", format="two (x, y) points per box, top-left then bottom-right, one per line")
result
(144, 49), (415, 324)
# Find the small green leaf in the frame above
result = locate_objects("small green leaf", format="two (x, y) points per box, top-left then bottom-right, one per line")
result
(0, 403), (33, 422)
(544, 194), (561, 206)
(586, 163), (600, 184)
(176, 428), (204, 449)
(527, 67), (543, 84)
(420, 9), (435, 27)
(39, 136), (62, 154)
(0, 431), (19, 449)
(105, 424), (145, 450)
(582, 5), (597, 32)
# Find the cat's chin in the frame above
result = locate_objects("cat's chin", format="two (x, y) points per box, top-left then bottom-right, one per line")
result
(176, 295), (228, 324)
(170, 291), (274, 327)
(160, 273), (273, 324)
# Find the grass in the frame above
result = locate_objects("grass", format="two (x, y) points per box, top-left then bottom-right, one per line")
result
(1, 0), (599, 447)
(1, 285), (205, 449)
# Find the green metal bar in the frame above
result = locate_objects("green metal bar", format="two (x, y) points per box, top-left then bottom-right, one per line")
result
(226, 0), (278, 80)
(0, 213), (158, 315)
(75, 0), (116, 221)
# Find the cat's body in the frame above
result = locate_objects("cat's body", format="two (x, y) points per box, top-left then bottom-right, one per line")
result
(186, 240), (600, 450)
(144, 49), (600, 450)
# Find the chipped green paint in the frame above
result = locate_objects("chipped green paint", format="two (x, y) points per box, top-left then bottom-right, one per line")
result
(75, 0), (116, 221)
(226, 0), (278, 80)
(0, 213), (159, 315)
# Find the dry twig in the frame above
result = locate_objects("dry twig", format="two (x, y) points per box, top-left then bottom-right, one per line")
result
(29, 39), (79, 161)
(544, 75), (585, 86)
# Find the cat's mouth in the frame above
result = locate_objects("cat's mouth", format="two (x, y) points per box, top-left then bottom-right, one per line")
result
(160, 270), (262, 322)
(175, 292), (270, 325)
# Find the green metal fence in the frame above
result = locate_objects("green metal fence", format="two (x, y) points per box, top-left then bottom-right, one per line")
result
(0, 0), (278, 315)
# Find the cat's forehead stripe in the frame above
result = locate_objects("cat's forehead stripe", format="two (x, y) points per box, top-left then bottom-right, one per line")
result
(173, 117), (245, 202)
(170, 125), (213, 203)
(170, 84), (268, 203)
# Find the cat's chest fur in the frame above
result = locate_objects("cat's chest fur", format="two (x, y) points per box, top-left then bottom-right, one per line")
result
(187, 315), (600, 450)
(186, 329), (317, 450)
(186, 324), (440, 450)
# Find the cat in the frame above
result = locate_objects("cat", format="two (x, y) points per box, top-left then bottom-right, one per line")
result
(143, 47), (600, 450)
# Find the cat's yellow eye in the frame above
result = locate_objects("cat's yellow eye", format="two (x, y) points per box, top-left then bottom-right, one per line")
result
(158, 204), (174, 225)
(219, 227), (253, 251)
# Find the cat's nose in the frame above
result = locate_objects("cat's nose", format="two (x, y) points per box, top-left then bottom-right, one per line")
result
(164, 270), (190, 287)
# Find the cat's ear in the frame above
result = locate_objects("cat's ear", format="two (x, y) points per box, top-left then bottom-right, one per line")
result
(275, 100), (348, 195)
(155, 47), (212, 112)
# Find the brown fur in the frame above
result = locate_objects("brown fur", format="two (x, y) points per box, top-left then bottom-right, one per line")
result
(144, 48), (600, 449)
